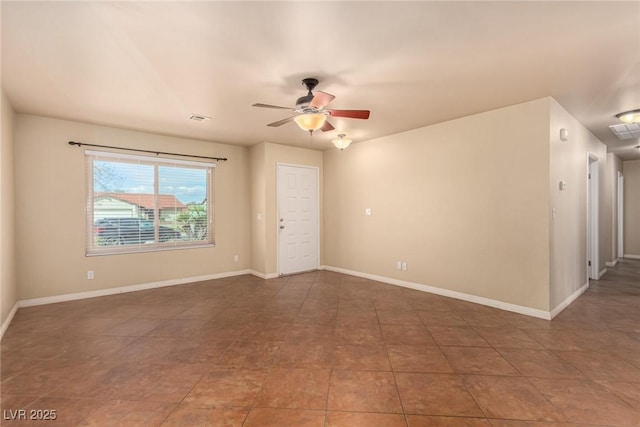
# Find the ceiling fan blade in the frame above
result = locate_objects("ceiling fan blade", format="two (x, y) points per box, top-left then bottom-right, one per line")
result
(309, 91), (336, 109)
(327, 109), (370, 119)
(252, 103), (294, 110)
(320, 120), (335, 132)
(267, 116), (296, 127)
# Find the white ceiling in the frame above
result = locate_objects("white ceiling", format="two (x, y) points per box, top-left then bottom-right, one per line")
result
(2, 1), (639, 159)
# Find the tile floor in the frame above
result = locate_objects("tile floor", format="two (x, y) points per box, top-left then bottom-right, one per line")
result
(1, 259), (639, 426)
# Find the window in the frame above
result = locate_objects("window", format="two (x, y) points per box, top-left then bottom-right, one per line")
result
(86, 150), (214, 255)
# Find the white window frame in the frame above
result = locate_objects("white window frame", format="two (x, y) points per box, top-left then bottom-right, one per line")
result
(85, 150), (215, 256)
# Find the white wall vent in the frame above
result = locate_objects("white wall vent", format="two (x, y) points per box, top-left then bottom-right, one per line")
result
(188, 114), (211, 122)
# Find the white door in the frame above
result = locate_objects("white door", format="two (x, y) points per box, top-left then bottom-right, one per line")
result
(277, 164), (319, 275)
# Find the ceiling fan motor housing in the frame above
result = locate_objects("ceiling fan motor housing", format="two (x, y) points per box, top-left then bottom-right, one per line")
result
(297, 78), (320, 111)
(296, 94), (314, 111)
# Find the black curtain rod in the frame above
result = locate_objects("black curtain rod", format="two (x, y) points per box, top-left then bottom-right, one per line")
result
(68, 141), (228, 162)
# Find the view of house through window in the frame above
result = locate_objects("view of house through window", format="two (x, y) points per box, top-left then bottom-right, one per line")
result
(86, 150), (214, 255)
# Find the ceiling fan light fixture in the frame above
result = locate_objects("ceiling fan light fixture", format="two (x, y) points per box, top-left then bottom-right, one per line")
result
(294, 113), (326, 132)
(615, 109), (640, 124)
(332, 134), (352, 150)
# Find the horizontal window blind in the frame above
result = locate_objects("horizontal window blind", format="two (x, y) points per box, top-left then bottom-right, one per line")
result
(86, 150), (214, 255)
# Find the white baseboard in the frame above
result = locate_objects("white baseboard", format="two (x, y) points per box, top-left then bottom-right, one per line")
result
(624, 254), (640, 260)
(18, 269), (254, 308)
(9, 265), (594, 323)
(1, 302), (19, 339)
(550, 281), (589, 319)
(605, 259), (618, 267)
(598, 268), (607, 279)
(322, 265), (551, 320)
(249, 270), (279, 280)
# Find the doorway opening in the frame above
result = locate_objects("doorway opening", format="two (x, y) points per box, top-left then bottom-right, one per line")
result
(587, 154), (599, 279)
(617, 171), (624, 260)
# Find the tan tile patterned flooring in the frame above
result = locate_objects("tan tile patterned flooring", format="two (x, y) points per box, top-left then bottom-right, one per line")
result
(1, 259), (639, 426)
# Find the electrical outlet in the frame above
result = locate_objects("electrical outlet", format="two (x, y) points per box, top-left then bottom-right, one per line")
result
(87, 270), (94, 280)
(365, 208), (372, 216)
(233, 254), (239, 262)
(401, 262), (407, 271)
(396, 261), (402, 270)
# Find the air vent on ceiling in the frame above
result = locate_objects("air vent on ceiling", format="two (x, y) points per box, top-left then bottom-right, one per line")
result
(609, 123), (640, 140)
(188, 114), (211, 122)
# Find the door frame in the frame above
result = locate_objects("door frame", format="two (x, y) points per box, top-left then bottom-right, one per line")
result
(617, 171), (624, 260)
(276, 162), (320, 276)
(587, 153), (599, 280)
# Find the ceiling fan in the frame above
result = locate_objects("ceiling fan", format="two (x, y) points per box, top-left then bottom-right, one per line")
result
(252, 78), (370, 133)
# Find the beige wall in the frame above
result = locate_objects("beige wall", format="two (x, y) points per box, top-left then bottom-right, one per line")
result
(623, 160), (640, 256)
(324, 98), (551, 311)
(605, 153), (623, 263)
(548, 99), (607, 309)
(14, 115), (251, 300)
(250, 142), (323, 276)
(1, 90), (17, 329)
(250, 143), (267, 274)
